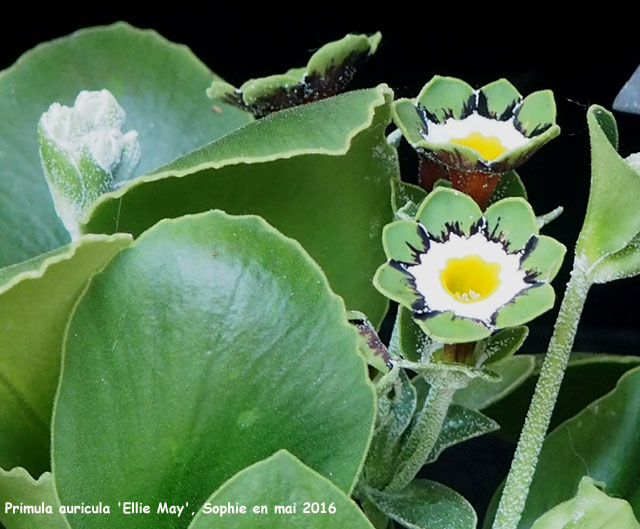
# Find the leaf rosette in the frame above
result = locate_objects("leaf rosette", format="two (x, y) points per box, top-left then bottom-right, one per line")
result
(393, 76), (560, 174)
(374, 187), (566, 344)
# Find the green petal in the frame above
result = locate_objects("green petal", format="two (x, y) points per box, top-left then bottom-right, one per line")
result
(382, 220), (428, 263)
(515, 90), (557, 137)
(484, 197), (538, 251)
(494, 283), (555, 328)
(416, 76), (475, 122)
(416, 187), (482, 239)
(373, 262), (423, 310)
(478, 78), (522, 119)
(392, 98), (426, 145)
(522, 235), (567, 281)
(307, 32), (381, 76)
(417, 312), (491, 344)
(240, 73), (302, 106)
(489, 170), (528, 204)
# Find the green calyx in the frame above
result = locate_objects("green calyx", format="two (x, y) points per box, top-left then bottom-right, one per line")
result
(392, 75), (560, 174)
(374, 187), (566, 344)
(207, 32), (381, 118)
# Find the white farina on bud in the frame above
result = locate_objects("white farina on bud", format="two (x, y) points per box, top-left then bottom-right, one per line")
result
(39, 89), (141, 238)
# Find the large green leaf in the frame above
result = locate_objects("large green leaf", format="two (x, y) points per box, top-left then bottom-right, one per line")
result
(515, 367), (640, 528)
(485, 353), (640, 442)
(367, 479), (477, 529)
(0, 234), (131, 475)
(189, 451), (375, 529)
(0, 467), (69, 529)
(0, 22), (251, 268)
(52, 211), (376, 529)
(81, 85), (398, 325)
(530, 477), (640, 529)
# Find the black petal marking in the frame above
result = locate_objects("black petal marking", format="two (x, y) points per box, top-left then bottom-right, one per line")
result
(477, 91), (491, 118)
(520, 236), (538, 264)
(460, 93), (477, 119)
(499, 98), (521, 121)
(238, 49), (373, 119)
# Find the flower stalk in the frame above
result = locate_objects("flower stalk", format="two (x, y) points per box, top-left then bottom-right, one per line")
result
(384, 378), (455, 493)
(492, 260), (591, 529)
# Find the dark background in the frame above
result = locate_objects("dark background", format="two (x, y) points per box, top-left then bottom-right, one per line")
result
(1, 10), (639, 522)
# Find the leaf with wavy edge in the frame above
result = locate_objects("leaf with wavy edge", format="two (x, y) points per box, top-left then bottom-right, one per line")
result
(0, 467), (70, 529)
(0, 234), (131, 476)
(81, 85), (398, 325)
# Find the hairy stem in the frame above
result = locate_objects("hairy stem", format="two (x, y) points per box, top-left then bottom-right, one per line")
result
(492, 262), (591, 529)
(384, 381), (455, 493)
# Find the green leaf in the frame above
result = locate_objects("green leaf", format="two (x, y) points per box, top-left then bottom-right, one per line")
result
(485, 353), (640, 442)
(536, 206), (564, 229)
(415, 188), (482, 240)
(349, 311), (391, 373)
(391, 179), (427, 217)
(489, 171), (528, 205)
(530, 477), (640, 529)
(516, 367), (640, 527)
(0, 22), (251, 268)
(480, 326), (530, 365)
(0, 234), (131, 475)
(366, 370), (417, 489)
(52, 211), (375, 529)
(81, 85), (397, 326)
(452, 354), (536, 410)
(0, 467), (70, 529)
(188, 451), (375, 529)
(367, 479), (477, 529)
(426, 404), (499, 464)
(395, 307), (439, 363)
(576, 106), (640, 267)
(484, 198), (538, 252)
(591, 232), (640, 284)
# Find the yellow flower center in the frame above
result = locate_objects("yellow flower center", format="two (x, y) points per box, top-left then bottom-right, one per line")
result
(451, 132), (508, 160)
(440, 255), (502, 303)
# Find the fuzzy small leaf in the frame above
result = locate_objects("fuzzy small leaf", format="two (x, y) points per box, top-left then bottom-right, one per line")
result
(426, 404), (499, 464)
(367, 479), (477, 529)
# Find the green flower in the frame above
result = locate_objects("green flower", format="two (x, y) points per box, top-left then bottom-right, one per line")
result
(207, 33), (381, 118)
(393, 76), (560, 174)
(374, 188), (566, 343)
